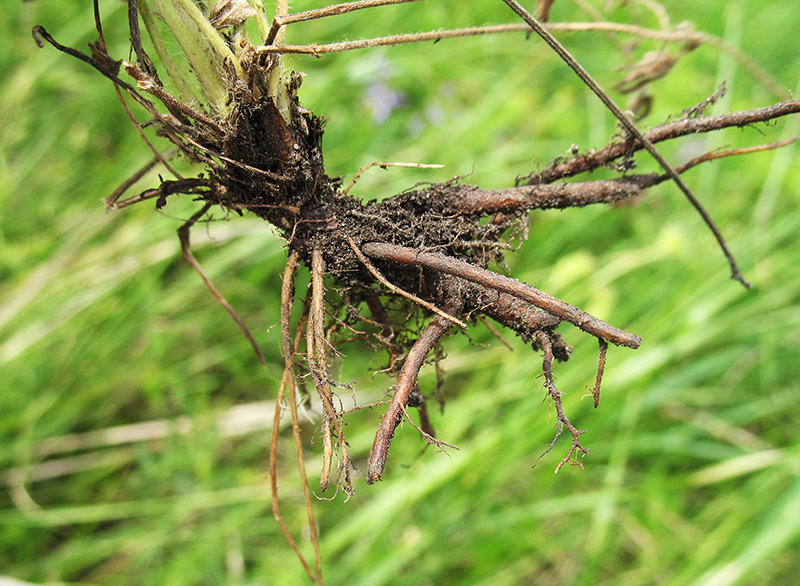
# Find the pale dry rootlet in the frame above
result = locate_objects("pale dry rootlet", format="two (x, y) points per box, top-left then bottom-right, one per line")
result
(34, 0), (799, 582)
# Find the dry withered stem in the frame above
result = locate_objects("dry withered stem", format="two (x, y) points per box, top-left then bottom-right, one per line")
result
(500, 0), (750, 287)
(35, 0), (799, 579)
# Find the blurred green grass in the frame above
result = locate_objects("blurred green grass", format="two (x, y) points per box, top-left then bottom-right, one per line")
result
(2, 1), (800, 585)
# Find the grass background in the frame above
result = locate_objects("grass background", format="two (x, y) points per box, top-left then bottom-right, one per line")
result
(2, 1), (799, 584)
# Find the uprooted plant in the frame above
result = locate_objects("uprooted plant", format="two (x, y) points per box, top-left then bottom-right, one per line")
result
(34, 0), (799, 582)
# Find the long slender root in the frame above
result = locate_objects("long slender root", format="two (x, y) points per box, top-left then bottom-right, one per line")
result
(270, 252), (324, 584)
(178, 204), (267, 365)
(347, 237), (468, 329)
(307, 249), (335, 491)
(360, 241), (641, 349)
(367, 293), (464, 483)
(307, 248), (352, 495)
(592, 339), (608, 409)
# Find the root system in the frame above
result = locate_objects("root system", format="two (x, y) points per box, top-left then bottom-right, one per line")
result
(33, 0), (800, 582)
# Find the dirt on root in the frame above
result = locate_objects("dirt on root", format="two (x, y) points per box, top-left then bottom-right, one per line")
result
(211, 82), (534, 332)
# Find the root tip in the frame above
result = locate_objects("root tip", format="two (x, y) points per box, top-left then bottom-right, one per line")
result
(732, 270), (753, 290)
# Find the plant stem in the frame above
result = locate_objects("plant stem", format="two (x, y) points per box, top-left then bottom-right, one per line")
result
(142, 0), (239, 115)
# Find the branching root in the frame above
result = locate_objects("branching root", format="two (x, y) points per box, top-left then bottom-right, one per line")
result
(34, 1), (800, 580)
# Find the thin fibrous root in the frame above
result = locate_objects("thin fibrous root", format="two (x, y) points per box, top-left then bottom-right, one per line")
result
(254, 19), (786, 99)
(367, 294), (464, 483)
(342, 161), (444, 195)
(674, 138), (799, 175)
(32, 25), (156, 116)
(536, 0), (556, 21)
(534, 331), (588, 473)
(32, 24), (224, 170)
(110, 85), (182, 189)
(478, 315), (514, 351)
(178, 204), (266, 365)
(104, 148), (179, 208)
(347, 237), (468, 329)
(123, 62), (225, 135)
(400, 404), (460, 453)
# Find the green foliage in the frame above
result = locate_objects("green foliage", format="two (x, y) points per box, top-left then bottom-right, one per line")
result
(2, 1), (799, 585)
